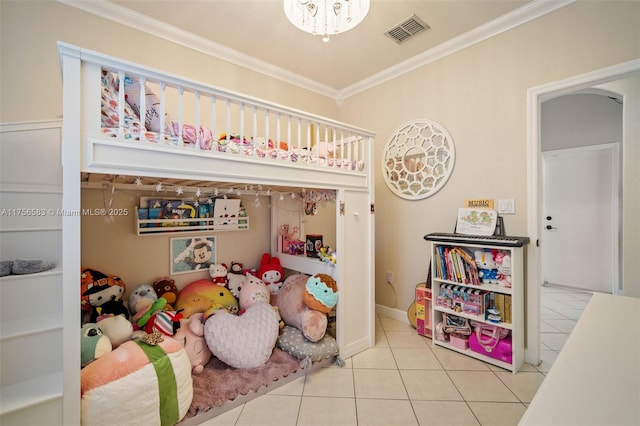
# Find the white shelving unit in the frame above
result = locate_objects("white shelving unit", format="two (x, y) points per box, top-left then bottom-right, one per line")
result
(424, 233), (529, 373)
(0, 121), (64, 424)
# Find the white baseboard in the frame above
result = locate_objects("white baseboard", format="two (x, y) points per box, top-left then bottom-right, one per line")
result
(375, 304), (410, 325)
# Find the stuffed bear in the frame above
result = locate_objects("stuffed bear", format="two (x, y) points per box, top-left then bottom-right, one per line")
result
(258, 253), (284, 296)
(172, 312), (211, 375)
(152, 277), (179, 310)
(276, 274), (336, 342)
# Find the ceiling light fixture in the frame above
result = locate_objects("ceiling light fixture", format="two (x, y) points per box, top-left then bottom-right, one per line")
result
(284, 0), (370, 42)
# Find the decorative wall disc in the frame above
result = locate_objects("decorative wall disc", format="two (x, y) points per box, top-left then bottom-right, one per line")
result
(381, 119), (455, 200)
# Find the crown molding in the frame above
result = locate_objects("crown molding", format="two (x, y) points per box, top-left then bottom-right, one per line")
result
(56, 0), (339, 99)
(338, 0), (575, 100)
(58, 0), (573, 104)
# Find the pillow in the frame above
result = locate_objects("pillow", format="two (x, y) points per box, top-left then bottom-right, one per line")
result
(204, 302), (279, 369)
(276, 325), (341, 369)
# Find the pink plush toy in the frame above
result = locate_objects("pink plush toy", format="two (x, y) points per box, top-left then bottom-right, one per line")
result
(276, 274), (328, 342)
(238, 274), (270, 315)
(173, 313), (212, 375)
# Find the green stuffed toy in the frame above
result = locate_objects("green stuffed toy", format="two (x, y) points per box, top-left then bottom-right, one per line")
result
(81, 323), (112, 367)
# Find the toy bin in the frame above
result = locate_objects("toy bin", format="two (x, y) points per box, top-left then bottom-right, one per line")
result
(449, 333), (469, 350)
(469, 333), (512, 364)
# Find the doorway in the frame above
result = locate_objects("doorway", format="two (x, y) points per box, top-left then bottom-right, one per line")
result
(525, 59), (640, 367)
(542, 143), (620, 294)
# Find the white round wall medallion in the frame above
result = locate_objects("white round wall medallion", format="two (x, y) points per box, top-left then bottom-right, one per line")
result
(381, 119), (456, 200)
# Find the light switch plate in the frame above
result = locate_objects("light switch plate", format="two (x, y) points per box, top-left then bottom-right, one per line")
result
(498, 199), (516, 214)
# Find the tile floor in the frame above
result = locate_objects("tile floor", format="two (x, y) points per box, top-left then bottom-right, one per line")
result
(200, 285), (592, 426)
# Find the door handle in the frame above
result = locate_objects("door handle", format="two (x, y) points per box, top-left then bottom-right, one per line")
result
(545, 225), (557, 230)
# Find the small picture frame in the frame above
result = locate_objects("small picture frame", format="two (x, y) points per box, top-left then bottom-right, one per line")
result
(170, 236), (216, 275)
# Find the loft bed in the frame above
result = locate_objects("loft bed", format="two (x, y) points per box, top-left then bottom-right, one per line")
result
(58, 42), (375, 425)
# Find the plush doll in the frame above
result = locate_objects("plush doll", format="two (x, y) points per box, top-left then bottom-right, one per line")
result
(238, 274), (270, 315)
(96, 314), (133, 349)
(128, 284), (159, 322)
(172, 313), (211, 374)
(152, 277), (179, 310)
(175, 279), (239, 318)
(475, 249), (499, 284)
(225, 261), (246, 298)
(81, 268), (129, 323)
(81, 323), (112, 367)
(258, 253), (284, 295)
(276, 274), (333, 342)
(208, 263), (228, 286)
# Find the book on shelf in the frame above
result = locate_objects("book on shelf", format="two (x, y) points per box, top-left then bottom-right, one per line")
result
(435, 245), (479, 285)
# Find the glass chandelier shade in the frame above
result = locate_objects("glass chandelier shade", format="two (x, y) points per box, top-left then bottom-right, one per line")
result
(284, 0), (370, 42)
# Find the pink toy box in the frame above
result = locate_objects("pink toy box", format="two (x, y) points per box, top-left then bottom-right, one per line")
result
(469, 332), (512, 364)
(415, 287), (432, 338)
(449, 333), (469, 350)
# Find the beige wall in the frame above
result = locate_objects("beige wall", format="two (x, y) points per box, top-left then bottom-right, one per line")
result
(81, 188), (272, 292)
(339, 1), (639, 309)
(0, 0), (339, 123)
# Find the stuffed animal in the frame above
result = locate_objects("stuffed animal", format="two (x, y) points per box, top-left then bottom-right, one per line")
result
(277, 274), (331, 342)
(475, 249), (499, 284)
(258, 253), (284, 295)
(128, 284), (158, 319)
(172, 313), (211, 374)
(81, 323), (112, 367)
(81, 337), (193, 425)
(209, 263), (228, 286)
(152, 277), (179, 310)
(175, 279), (239, 318)
(96, 314), (133, 349)
(204, 302), (279, 369)
(304, 273), (339, 313)
(81, 268), (129, 323)
(238, 274), (270, 314)
(144, 310), (183, 336)
(226, 261), (246, 297)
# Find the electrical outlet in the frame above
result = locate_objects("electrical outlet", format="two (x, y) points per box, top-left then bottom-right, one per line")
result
(386, 271), (394, 284)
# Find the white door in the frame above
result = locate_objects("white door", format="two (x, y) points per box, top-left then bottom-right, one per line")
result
(542, 144), (619, 293)
(335, 189), (375, 358)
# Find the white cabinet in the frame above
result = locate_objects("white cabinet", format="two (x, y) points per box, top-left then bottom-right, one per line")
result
(424, 233), (529, 373)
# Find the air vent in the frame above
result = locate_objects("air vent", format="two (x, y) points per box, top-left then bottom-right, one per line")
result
(385, 15), (430, 44)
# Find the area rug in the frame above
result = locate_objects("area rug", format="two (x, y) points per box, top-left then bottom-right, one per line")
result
(185, 348), (302, 419)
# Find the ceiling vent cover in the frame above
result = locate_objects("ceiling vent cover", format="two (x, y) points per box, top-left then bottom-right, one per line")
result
(385, 15), (430, 44)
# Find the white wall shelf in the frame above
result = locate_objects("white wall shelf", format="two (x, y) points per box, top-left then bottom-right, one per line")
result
(135, 207), (249, 235)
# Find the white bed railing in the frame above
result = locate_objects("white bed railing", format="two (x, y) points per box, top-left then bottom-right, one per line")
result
(60, 42), (373, 178)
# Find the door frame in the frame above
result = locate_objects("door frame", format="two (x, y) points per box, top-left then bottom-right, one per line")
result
(525, 59), (640, 366)
(541, 143), (620, 294)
